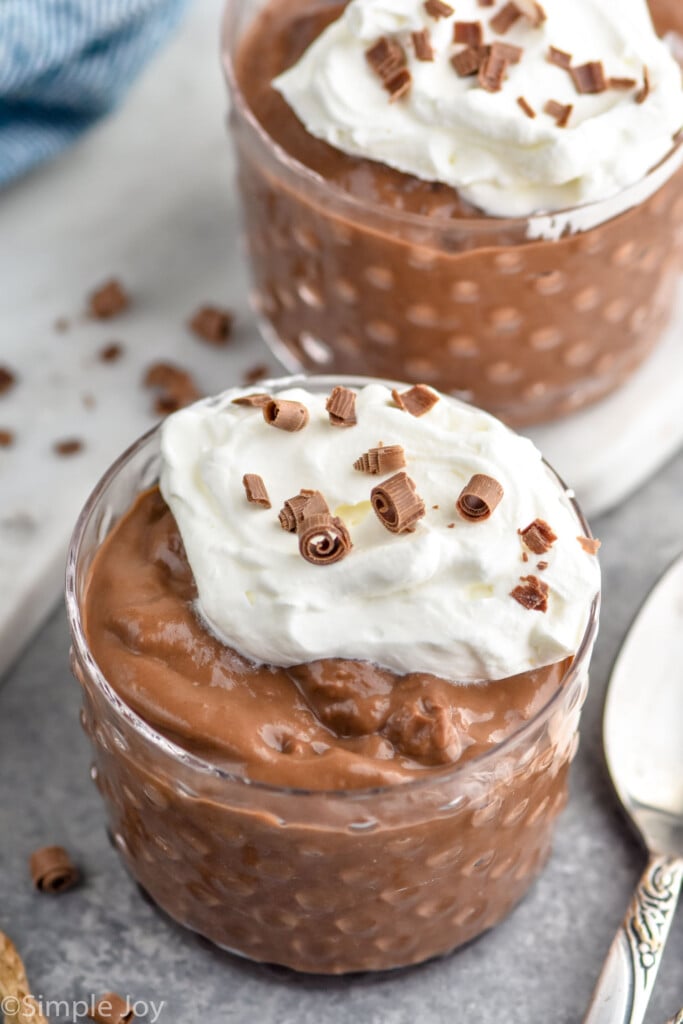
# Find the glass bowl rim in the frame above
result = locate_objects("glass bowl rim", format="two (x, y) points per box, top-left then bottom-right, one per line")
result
(65, 372), (601, 802)
(220, 0), (683, 236)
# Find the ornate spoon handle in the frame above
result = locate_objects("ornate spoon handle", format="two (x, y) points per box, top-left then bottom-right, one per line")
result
(583, 855), (683, 1024)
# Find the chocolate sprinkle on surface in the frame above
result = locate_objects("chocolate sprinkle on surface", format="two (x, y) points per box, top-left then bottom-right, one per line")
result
(0, 429), (14, 448)
(519, 518), (557, 554)
(391, 384), (439, 417)
(354, 444), (407, 475)
(490, 2), (521, 34)
(88, 993), (135, 1024)
(298, 513), (352, 566)
(454, 21), (483, 47)
(479, 45), (514, 91)
(545, 99), (573, 127)
(456, 474), (504, 522)
(491, 40), (523, 64)
(0, 367), (17, 395)
(577, 535), (601, 555)
(366, 37), (406, 82)
(371, 471), (426, 534)
(424, 0), (454, 18)
(243, 474), (271, 508)
(89, 278), (129, 320)
(511, 575), (549, 612)
(263, 398), (310, 432)
(29, 846), (79, 894)
(54, 438), (83, 457)
(548, 46), (572, 69)
(144, 362), (201, 416)
(412, 28), (434, 61)
(100, 342), (124, 363)
(571, 61), (608, 95)
(610, 76), (638, 90)
(537, 560), (549, 571)
(515, 0), (547, 26)
(232, 392), (272, 407)
(326, 385), (358, 427)
(189, 305), (234, 345)
(279, 490), (330, 532)
(386, 68), (412, 101)
(452, 46), (488, 77)
(517, 96), (536, 118)
(636, 67), (651, 104)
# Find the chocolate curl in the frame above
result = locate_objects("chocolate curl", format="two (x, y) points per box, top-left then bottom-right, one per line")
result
(577, 535), (601, 555)
(29, 845), (79, 894)
(456, 475), (504, 522)
(0, 931), (49, 1024)
(326, 386), (357, 427)
(231, 392), (271, 407)
(391, 384), (439, 417)
(354, 444), (406, 475)
(519, 518), (557, 554)
(511, 575), (549, 612)
(371, 472), (426, 534)
(88, 993), (135, 1024)
(242, 474), (271, 508)
(263, 399), (309, 432)
(279, 490), (329, 532)
(298, 513), (352, 566)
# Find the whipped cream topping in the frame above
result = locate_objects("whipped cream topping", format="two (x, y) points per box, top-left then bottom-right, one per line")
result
(274, 0), (683, 218)
(160, 383), (600, 683)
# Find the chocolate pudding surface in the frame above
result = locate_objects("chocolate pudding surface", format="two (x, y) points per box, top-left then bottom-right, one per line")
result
(83, 487), (569, 791)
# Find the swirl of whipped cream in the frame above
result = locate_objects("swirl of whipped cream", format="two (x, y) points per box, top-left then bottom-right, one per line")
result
(273, 0), (683, 218)
(159, 383), (600, 683)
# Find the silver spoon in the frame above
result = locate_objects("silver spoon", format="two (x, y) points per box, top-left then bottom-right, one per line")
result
(584, 554), (683, 1024)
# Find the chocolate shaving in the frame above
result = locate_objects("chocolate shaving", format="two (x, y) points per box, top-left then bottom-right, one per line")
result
(371, 472), (426, 534)
(0, 430), (14, 448)
(231, 392), (272, 407)
(511, 575), (549, 612)
(412, 29), (434, 61)
(491, 40), (523, 64)
(366, 37), (406, 82)
(514, 0), (547, 26)
(100, 342), (124, 363)
(354, 444), (407, 475)
(571, 61), (608, 95)
(298, 513), (352, 566)
(279, 490), (329, 532)
(519, 518), (557, 554)
(636, 67), (651, 104)
(391, 384), (439, 417)
(479, 45), (513, 91)
(454, 21), (483, 47)
(326, 386), (357, 427)
(242, 474), (271, 508)
(30, 846), (79, 894)
(144, 361), (201, 415)
(517, 96), (536, 118)
(456, 474), (504, 522)
(0, 367), (17, 395)
(537, 560), (549, 571)
(54, 438), (83, 457)
(386, 68), (412, 101)
(609, 76), (637, 90)
(88, 279), (129, 320)
(88, 993), (135, 1024)
(262, 399), (310, 432)
(189, 304), (234, 345)
(545, 99), (573, 127)
(577, 535), (601, 555)
(452, 46), (489, 77)
(490, 2), (521, 34)
(0, 931), (49, 1024)
(424, 0), (454, 18)
(522, 551), (529, 562)
(548, 46), (572, 69)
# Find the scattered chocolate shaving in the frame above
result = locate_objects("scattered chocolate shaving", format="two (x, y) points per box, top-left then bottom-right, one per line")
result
(447, 522), (456, 529)
(54, 438), (83, 457)
(545, 99), (573, 127)
(279, 490), (329, 532)
(391, 384), (439, 417)
(490, 2), (521, 34)
(571, 61), (608, 95)
(242, 363), (270, 385)
(517, 96), (536, 118)
(424, 0), (454, 18)
(537, 560), (549, 571)
(511, 575), (549, 612)
(326, 386), (357, 427)
(636, 67), (651, 104)
(386, 68), (413, 101)
(366, 37), (406, 81)
(515, 0), (547, 26)
(232, 392), (272, 407)
(456, 474), (504, 522)
(263, 398), (310, 432)
(0, 367), (16, 395)
(100, 342), (124, 363)
(412, 29), (434, 61)
(298, 513), (352, 566)
(522, 551), (529, 562)
(88, 279), (129, 320)
(491, 40), (523, 64)
(29, 846), (79, 894)
(0, 430), (14, 448)
(454, 21), (483, 47)
(371, 471), (426, 534)
(354, 444), (406, 475)
(242, 474), (271, 508)
(189, 304), (234, 345)
(144, 362), (201, 416)
(0, 931), (49, 1024)
(609, 76), (637, 90)
(547, 46), (572, 69)
(577, 535), (601, 555)
(452, 46), (488, 77)
(519, 518), (557, 554)
(479, 45), (512, 91)
(88, 993), (135, 1024)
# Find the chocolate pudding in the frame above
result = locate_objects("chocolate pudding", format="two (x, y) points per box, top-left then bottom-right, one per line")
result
(225, 0), (683, 426)
(69, 380), (600, 973)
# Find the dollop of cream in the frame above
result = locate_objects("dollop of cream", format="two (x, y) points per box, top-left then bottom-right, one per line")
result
(274, 0), (683, 218)
(159, 383), (600, 683)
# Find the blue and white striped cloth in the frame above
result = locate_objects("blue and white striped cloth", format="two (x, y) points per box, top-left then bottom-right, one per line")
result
(0, 0), (188, 187)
